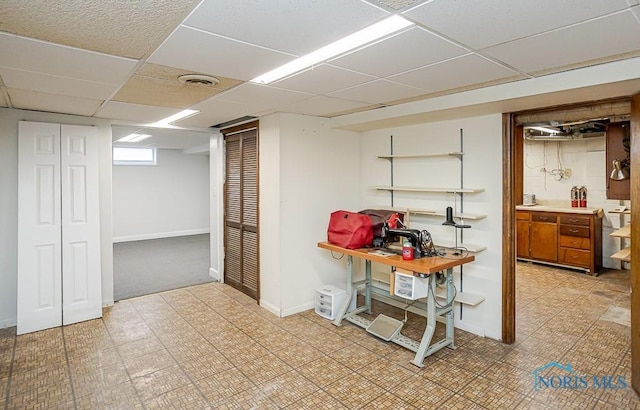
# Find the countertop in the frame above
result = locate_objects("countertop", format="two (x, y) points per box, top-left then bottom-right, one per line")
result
(516, 204), (604, 217)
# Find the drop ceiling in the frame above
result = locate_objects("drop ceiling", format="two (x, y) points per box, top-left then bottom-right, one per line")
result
(1, 0), (640, 138)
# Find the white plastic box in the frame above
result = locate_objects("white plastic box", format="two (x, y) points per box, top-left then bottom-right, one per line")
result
(315, 285), (356, 320)
(394, 269), (429, 300)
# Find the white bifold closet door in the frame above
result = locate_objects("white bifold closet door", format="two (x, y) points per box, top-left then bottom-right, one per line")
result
(17, 121), (102, 335)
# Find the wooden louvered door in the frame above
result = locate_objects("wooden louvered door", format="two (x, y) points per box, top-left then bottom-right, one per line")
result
(223, 123), (259, 300)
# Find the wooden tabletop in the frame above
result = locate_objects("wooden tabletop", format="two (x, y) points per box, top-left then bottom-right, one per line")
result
(318, 242), (474, 275)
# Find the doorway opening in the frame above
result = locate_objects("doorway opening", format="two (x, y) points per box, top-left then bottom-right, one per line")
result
(503, 98), (635, 391)
(111, 125), (213, 301)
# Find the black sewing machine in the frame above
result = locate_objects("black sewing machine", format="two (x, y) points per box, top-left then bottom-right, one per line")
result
(380, 223), (437, 258)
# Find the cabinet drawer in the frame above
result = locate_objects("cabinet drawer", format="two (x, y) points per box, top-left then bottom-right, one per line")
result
(531, 213), (557, 223)
(559, 215), (590, 226)
(516, 211), (530, 220)
(559, 235), (590, 250)
(559, 248), (591, 267)
(559, 225), (590, 238)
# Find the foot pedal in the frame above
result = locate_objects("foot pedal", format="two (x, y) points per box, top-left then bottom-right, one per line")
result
(366, 314), (403, 341)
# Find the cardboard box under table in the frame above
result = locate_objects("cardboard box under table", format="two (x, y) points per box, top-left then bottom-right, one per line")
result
(317, 241), (474, 367)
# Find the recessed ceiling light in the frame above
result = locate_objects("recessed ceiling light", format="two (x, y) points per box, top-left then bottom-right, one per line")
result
(178, 74), (220, 86)
(251, 15), (414, 84)
(117, 133), (152, 143)
(153, 109), (200, 126)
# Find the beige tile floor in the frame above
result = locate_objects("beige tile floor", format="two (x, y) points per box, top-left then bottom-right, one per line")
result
(0, 262), (637, 409)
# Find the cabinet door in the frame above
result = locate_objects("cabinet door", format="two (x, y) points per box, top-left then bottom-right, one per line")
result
(516, 220), (530, 258)
(529, 222), (558, 262)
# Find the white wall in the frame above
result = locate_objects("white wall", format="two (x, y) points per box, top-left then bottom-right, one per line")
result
(360, 114), (504, 339)
(112, 148), (210, 242)
(523, 138), (630, 268)
(259, 113), (361, 316)
(0, 108), (114, 327)
(209, 132), (224, 281)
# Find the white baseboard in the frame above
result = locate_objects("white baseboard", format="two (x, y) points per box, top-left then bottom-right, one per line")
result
(209, 268), (220, 281)
(259, 299), (314, 318)
(113, 229), (210, 243)
(281, 301), (314, 317)
(454, 320), (486, 337)
(0, 318), (16, 329)
(260, 299), (281, 317)
(102, 299), (114, 308)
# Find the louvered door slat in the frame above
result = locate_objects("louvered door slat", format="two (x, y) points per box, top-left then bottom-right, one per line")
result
(242, 230), (258, 298)
(225, 138), (241, 224)
(242, 136), (257, 226)
(226, 227), (241, 284)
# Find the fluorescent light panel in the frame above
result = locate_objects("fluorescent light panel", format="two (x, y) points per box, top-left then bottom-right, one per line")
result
(117, 133), (152, 143)
(528, 126), (560, 134)
(153, 109), (199, 126)
(251, 15), (414, 84)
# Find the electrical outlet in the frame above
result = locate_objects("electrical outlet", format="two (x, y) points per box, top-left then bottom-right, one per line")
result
(565, 168), (572, 177)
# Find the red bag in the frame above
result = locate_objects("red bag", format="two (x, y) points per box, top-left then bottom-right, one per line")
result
(327, 210), (373, 249)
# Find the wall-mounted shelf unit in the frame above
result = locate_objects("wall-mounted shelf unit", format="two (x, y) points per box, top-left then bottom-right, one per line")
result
(372, 131), (485, 319)
(608, 207), (631, 266)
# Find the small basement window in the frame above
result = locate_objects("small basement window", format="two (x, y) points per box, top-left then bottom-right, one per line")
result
(113, 147), (156, 165)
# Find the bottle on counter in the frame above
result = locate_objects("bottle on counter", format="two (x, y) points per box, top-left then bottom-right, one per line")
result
(579, 186), (587, 207)
(571, 186), (579, 208)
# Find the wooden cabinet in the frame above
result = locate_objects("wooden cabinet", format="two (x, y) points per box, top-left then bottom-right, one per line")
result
(516, 212), (530, 258)
(516, 209), (602, 275)
(606, 122), (630, 200)
(529, 213), (558, 262)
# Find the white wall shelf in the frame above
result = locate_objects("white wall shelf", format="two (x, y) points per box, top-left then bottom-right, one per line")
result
(608, 208), (631, 266)
(610, 224), (631, 238)
(435, 241), (487, 253)
(611, 246), (631, 262)
(372, 186), (484, 194)
(364, 206), (485, 220)
(378, 152), (464, 160)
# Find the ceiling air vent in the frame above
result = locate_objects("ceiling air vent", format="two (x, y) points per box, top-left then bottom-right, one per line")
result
(177, 74), (220, 87)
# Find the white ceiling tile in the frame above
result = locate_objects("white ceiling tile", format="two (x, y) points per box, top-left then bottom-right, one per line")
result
(271, 64), (376, 94)
(278, 96), (372, 117)
(148, 26), (295, 81)
(483, 11), (640, 75)
(96, 101), (178, 123)
(215, 83), (312, 111)
(8, 89), (102, 116)
(404, 0), (631, 49)
(112, 125), (210, 149)
(328, 79), (427, 104)
(0, 32), (137, 84)
(184, 0), (389, 55)
(389, 54), (521, 92)
(330, 27), (468, 77)
(180, 98), (264, 128)
(0, 67), (118, 100)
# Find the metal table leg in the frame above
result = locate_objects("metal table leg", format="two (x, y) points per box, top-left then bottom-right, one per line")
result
(332, 255), (353, 326)
(411, 273), (436, 367)
(365, 260), (372, 314)
(445, 268), (456, 349)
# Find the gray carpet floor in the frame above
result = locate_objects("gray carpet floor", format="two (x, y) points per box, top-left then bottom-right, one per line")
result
(113, 234), (213, 301)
